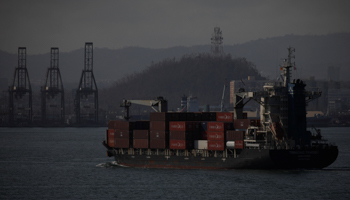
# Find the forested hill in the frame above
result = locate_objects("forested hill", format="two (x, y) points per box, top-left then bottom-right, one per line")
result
(101, 53), (265, 110)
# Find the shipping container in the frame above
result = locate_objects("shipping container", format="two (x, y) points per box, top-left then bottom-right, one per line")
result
(207, 131), (225, 141)
(216, 112), (234, 122)
(207, 122), (233, 132)
(107, 129), (115, 139)
(201, 112), (216, 121)
(114, 130), (131, 139)
(242, 112), (248, 119)
(150, 121), (169, 131)
(235, 140), (244, 149)
(193, 112), (202, 121)
(119, 120), (134, 130)
(226, 141), (235, 149)
(134, 121), (150, 130)
(150, 130), (168, 139)
(108, 138), (115, 147)
(194, 140), (207, 149)
(169, 139), (193, 150)
(207, 140), (225, 151)
(201, 122), (208, 131)
(114, 138), (131, 148)
(185, 113), (195, 121)
(133, 130), (149, 139)
(192, 122), (201, 131)
(108, 120), (115, 129)
(169, 131), (200, 140)
(108, 120), (121, 129)
(150, 139), (167, 149)
(150, 112), (170, 121)
(169, 121), (194, 131)
(133, 139), (149, 149)
(234, 119), (251, 129)
(201, 131), (208, 140)
(226, 130), (245, 141)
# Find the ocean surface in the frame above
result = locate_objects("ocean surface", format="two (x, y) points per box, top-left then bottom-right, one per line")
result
(0, 127), (349, 200)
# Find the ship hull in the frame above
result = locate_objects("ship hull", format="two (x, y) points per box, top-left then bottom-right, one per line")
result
(109, 147), (338, 170)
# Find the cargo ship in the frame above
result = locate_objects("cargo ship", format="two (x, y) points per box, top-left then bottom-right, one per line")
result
(102, 47), (338, 169)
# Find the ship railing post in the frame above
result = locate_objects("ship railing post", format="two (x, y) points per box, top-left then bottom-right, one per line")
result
(234, 149), (236, 158)
(157, 149), (159, 155)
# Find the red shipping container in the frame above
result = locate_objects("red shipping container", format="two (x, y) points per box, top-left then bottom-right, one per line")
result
(207, 140), (225, 151)
(108, 138), (115, 147)
(169, 140), (193, 150)
(150, 130), (168, 139)
(107, 129), (115, 139)
(226, 131), (245, 141)
(114, 130), (131, 139)
(119, 121), (134, 130)
(235, 140), (244, 149)
(169, 121), (194, 131)
(114, 138), (130, 148)
(150, 139), (167, 149)
(150, 112), (170, 121)
(108, 121), (115, 129)
(234, 119), (250, 129)
(207, 131), (225, 141)
(150, 121), (168, 131)
(207, 122), (233, 132)
(133, 130), (149, 139)
(216, 112), (234, 122)
(133, 139), (149, 149)
(108, 120), (121, 129)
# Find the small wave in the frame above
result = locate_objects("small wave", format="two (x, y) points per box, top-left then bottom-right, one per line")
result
(96, 161), (128, 168)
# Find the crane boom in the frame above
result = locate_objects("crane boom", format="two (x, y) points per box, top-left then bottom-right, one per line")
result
(120, 96), (168, 120)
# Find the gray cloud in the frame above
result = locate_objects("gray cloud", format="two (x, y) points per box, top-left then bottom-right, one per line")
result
(1, 0), (349, 54)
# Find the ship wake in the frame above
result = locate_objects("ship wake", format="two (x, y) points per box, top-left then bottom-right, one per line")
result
(96, 161), (129, 168)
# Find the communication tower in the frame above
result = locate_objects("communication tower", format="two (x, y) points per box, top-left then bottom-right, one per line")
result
(211, 27), (224, 56)
(41, 48), (65, 125)
(8, 47), (32, 125)
(75, 42), (98, 124)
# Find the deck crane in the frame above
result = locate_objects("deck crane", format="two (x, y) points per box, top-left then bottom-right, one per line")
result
(120, 96), (168, 120)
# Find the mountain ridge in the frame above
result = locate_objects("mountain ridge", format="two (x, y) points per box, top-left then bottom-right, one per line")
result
(1, 33), (349, 90)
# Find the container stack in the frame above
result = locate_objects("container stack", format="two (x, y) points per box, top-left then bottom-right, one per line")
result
(114, 121), (133, 148)
(226, 130), (245, 149)
(107, 111), (262, 151)
(107, 120), (149, 149)
(169, 121), (199, 149)
(202, 112), (234, 151)
(150, 113), (169, 149)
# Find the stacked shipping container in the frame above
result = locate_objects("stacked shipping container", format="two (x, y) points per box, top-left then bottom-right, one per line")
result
(107, 112), (261, 151)
(150, 112), (169, 149)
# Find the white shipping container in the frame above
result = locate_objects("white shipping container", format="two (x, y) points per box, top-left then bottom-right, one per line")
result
(226, 141), (235, 149)
(194, 140), (208, 149)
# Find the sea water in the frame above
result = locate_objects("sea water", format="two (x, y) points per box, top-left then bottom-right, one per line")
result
(0, 127), (349, 199)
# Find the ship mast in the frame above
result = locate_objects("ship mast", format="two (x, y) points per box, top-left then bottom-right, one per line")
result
(282, 47), (295, 87)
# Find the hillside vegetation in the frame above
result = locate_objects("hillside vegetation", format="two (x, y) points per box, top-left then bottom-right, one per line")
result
(102, 53), (265, 110)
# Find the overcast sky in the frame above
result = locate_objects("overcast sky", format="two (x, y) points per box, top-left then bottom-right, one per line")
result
(1, 0), (349, 55)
